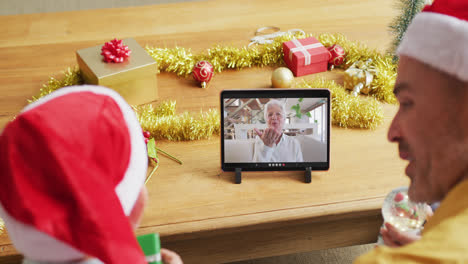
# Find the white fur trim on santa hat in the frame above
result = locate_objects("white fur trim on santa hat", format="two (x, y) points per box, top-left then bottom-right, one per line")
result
(0, 203), (85, 262)
(397, 12), (468, 82)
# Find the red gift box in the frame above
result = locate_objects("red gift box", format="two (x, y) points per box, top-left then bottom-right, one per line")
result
(283, 37), (330, 77)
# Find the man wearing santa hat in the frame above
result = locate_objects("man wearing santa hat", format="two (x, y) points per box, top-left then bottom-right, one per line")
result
(0, 85), (182, 264)
(355, 0), (468, 262)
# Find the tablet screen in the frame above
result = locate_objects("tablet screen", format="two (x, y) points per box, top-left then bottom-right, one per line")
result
(221, 89), (330, 171)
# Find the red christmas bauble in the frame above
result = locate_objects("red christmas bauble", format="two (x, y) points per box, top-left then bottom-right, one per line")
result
(327, 44), (345, 67)
(192, 61), (214, 88)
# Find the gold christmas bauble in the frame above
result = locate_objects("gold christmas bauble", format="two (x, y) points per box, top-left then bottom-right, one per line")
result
(271, 67), (294, 88)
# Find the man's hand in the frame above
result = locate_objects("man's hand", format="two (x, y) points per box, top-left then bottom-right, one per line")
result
(254, 128), (281, 147)
(380, 222), (421, 247)
(380, 204), (433, 247)
(161, 248), (183, 264)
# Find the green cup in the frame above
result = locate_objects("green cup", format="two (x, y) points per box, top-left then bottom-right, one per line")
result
(137, 233), (162, 264)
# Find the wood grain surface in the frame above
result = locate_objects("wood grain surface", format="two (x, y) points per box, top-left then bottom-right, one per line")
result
(0, 0), (405, 263)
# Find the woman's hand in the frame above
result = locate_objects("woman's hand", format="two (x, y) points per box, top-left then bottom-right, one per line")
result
(254, 128), (281, 147)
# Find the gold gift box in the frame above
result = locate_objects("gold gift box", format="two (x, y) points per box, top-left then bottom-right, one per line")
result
(343, 60), (376, 95)
(76, 38), (158, 105)
(344, 68), (372, 95)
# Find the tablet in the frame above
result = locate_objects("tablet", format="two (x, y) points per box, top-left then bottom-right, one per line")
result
(221, 89), (330, 175)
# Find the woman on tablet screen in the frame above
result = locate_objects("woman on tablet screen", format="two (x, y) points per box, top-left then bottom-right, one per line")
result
(253, 100), (303, 162)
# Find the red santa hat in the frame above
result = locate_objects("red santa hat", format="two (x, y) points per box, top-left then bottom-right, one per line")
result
(397, 0), (468, 82)
(0, 85), (148, 263)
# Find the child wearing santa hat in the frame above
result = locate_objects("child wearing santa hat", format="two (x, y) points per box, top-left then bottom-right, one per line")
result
(0, 85), (182, 264)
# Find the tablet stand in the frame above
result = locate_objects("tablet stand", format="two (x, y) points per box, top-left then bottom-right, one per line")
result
(235, 167), (311, 184)
(235, 168), (242, 184)
(305, 167), (312, 183)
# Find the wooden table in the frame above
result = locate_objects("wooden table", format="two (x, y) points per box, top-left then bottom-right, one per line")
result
(0, 0), (407, 263)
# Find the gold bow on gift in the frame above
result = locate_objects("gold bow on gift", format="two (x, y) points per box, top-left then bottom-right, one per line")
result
(344, 59), (378, 96)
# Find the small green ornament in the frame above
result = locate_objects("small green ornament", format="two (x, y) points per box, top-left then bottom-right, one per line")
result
(147, 138), (158, 160)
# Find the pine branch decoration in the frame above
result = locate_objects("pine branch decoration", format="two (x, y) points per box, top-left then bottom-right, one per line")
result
(389, 0), (427, 57)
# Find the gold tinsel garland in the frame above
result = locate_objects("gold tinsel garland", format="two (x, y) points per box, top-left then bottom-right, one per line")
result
(146, 32), (397, 104)
(30, 32), (395, 133)
(30, 67), (84, 103)
(28, 69), (221, 140)
(316, 34), (397, 104)
(297, 79), (383, 129)
(135, 101), (220, 141)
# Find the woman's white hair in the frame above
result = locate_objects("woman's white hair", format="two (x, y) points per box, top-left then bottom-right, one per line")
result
(263, 99), (286, 122)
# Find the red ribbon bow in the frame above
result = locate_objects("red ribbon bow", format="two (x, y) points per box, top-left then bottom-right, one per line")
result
(101, 39), (131, 63)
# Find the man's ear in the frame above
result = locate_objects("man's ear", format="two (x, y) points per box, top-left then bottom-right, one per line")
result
(128, 185), (148, 230)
